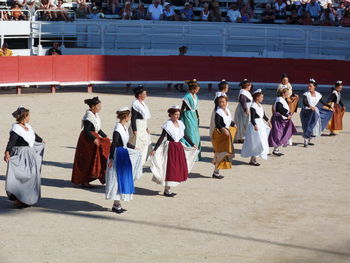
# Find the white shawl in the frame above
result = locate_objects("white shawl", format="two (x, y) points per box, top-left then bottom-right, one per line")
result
(82, 110), (101, 131)
(332, 90), (341, 104)
(183, 94), (198, 112)
(114, 122), (129, 148)
(11, 123), (35, 147)
(162, 120), (185, 142)
(132, 99), (151, 120)
(239, 89), (253, 101)
(251, 102), (264, 119)
(216, 107), (233, 128)
(214, 92), (227, 100)
(274, 96), (290, 113)
(304, 91), (322, 108)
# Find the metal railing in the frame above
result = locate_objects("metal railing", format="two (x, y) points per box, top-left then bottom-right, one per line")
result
(33, 9), (76, 22)
(0, 9), (32, 21)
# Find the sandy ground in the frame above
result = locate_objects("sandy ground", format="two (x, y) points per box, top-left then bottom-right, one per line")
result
(0, 87), (349, 263)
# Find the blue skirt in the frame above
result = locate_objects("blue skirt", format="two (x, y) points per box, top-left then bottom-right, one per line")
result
(115, 147), (134, 195)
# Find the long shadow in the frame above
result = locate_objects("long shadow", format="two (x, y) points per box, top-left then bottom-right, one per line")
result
(62, 146), (76, 150)
(199, 125), (209, 129)
(1, 193), (347, 258)
(0, 175), (74, 189)
(189, 173), (209, 179)
(42, 161), (73, 169)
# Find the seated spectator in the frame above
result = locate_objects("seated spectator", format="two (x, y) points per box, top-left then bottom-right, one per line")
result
(200, 3), (210, 21)
(240, 3), (254, 22)
(181, 2), (194, 21)
(25, 1), (38, 18)
(87, 6), (104, 19)
(305, 0), (321, 21)
(121, 1), (133, 20)
(261, 4), (275, 24)
(341, 9), (350, 27)
(1, 9), (10, 21)
(40, 0), (55, 21)
(179, 45), (188, 55)
(109, 0), (120, 15)
(209, 1), (221, 22)
(336, 2), (346, 24)
(11, 3), (27, 20)
(47, 42), (62, 55)
(226, 3), (241, 23)
(320, 8), (335, 26)
(148, 0), (163, 20)
(14, 0), (28, 8)
(275, 0), (287, 19)
(76, 3), (89, 19)
(55, 0), (71, 21)
(0, 43), (13, 56)
(287, 8), (299, 24)
(300, 10), (313, 25)
(134, 2), (147, 20)
(163, 2), (177, 21)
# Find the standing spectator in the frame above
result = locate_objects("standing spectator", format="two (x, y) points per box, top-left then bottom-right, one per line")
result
(1, 9), (10, 21)
(0, 43), (13, 56)
(240, 4), (254, 22)
(11, 3), (27, 20)
(147, 0), (163, 20)
(76, 3), (89, 18)
(261, 4), (275, 24)
(287, 8), (300, 24)
(336, 2), (346, 24)
(134, 2), (147, 20)
(209, 1), (221, 22)
(200, 3), (209, 21)
(181, 2), (194, 21)
(163, 2), (177, 20)
(121, 1), (133, 20)
(341, 9), (350, 26)
(47, 42), (62, 55)
(275, 0), (287, 19)
(109, 0), (120, 14)
(25, 1), (38, 18)
(87, 6), (104, 19)
(55, 0), (71, 21)
(300, 10), (313, 25)
(320, 8), (335, 26)
(227, 3), (241, 22)
(305, 0), (321, 21)
(179, 45), (188, 56)
(173, 46), (188, 92)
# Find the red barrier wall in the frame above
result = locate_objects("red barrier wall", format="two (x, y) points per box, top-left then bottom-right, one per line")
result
(0, 55), (349, 84)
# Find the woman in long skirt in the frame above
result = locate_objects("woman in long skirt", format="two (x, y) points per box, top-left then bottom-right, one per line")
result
(71, 97), (111, 187)
(234, 79), (253, 143)
(327, 80), (345, 136)
(106, 107), (142, 214)
(268, 88), (297, 156)
(209, 79), (229, 138)
(212, 96), (237, 179)
(277, 74), (299, 114)
(241, 89), (271, 166)
(300, 79), (333, 147)
(129, 85), (152, 165)
(180, 79), (201, 160)
(4, 107), (45, 208)
(150, 106), (198, 197)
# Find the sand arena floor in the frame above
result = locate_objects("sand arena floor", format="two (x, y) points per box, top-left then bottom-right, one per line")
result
(0, 87), (349, 263)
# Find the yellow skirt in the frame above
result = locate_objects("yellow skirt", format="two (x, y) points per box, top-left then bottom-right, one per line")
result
(212, 127), (236, 170)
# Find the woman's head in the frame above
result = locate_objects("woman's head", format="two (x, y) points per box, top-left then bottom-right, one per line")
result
(308, 78), (317, 92)
(278, 87), (289, 98)
(240, 79), (251, 90)
(167, 106), (180, 121)
(187, 79), (200, 93)
(84, 97), (101, 112)
(12, 106), (30, 123)
(253, 89), (264, 102)
(133, 85), (147, 100)
(218, 79), (229, 92)
(281, 73), (289, 85)
(335, 80), (343, 92)
(116, 107), (131, 122)
(217, 95), (228, 109)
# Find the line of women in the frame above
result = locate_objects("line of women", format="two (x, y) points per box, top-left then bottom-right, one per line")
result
(2, 78), (345, 212)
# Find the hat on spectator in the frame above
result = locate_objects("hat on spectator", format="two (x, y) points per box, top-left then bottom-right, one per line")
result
(184, 2), (191, 6)
(92, 6), (98, 10)
(125, 1), (131, 5)
(164, 2), (171, 6)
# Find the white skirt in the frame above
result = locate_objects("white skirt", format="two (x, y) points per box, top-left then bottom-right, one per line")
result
(129, 119), (152, 165)
(241, 119), (270, 160)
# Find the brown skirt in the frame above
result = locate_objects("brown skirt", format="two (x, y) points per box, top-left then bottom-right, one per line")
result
(212, 127), (236, 170)
(287, 95), (299, 113)
(328, 104), (345, 132)
(71, 131), (111, 185)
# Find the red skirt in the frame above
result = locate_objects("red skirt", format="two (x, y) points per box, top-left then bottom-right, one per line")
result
(165, 141), (188, 183)
(71, 131), (111, 185)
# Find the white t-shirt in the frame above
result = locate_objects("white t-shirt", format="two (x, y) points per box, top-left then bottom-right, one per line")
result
(148, 4), (163, 20)
(227, 9), (241, 22)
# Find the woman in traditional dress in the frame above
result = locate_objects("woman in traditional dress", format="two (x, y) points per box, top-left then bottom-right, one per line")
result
(277, 74), (299, 114)
(106, 107), (142, 214)
(327, 80), (345, 136)
(300, 79), (333, 147)
(234, 79), (253, 143)
(268, 88), (297, 156)
(129, 85), (152, 165)
(212, 96), (237, 179)
(71, 97), (111, 187)
(150, 106), (198, 197)
(241, 89), (271, 166)
(180, 79), (201, 160)
(209, 79), (229, 138)
(4, 107), (45, 208)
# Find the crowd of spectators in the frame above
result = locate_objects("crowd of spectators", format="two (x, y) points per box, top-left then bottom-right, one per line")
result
(1, 0), (350, 26)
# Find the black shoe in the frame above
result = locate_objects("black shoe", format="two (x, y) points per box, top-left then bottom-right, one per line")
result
(272, 151), (284, 156)
(212, 173), (224, 179)
(308, 142), (315, 146)
(329, 133), (336, 136)
(249, 162), (260, 166)
(164, 192), (177, 197)
(112, 207), (125, 214)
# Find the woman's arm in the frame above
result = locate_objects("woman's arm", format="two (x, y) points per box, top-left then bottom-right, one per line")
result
(98, 129), (107, 138)
(5, 131), (19, 153)
(250, 107), (258, 126)
(131, 107), (139, 132)
(83, 120), (98, 141)
(303, 95), (310, 108)
(109, 131), (120, 159)
(239, 94), (248, 113)
(183, 135), (194, 147)
(153, 129), (167, 152)
(275, 102), (289, 117)
(35, 133), (43, 142)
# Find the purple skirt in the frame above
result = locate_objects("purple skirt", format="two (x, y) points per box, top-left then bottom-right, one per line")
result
(268, 112), (297, 147)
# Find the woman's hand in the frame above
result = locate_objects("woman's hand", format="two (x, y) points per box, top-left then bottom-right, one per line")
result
(254, 125), (258, 131)
(150, 150), (156, 156)
(146, 128), (150, 134)
(4, 152), (10, 163)
(311, 106), (316, 111)
(245, 109), (249, 115)
(108, 159), (113, 168)
(222, 128), (230, 137)
(268, 121), (272, 128)
(93, 139), (100, 146)
(133, 131), (138, 136)
(193, 145), (198, 150)
(287, 115), (292, 120)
